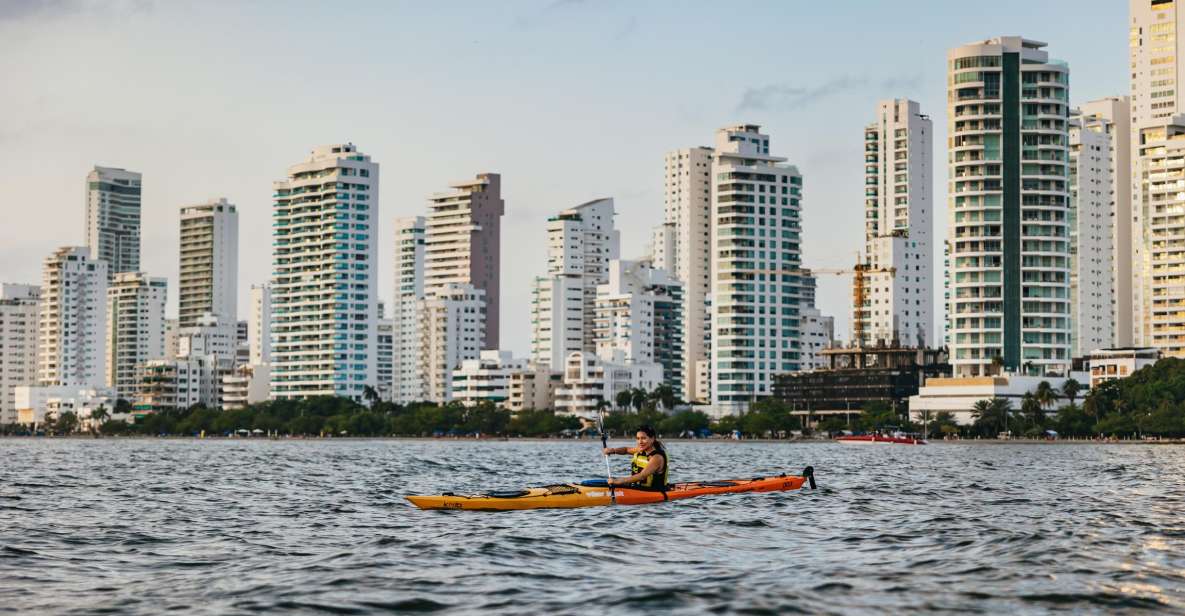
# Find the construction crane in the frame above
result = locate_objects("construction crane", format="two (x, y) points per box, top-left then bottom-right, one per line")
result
(754, 257), (895, 347)
(804, 261), (895, 348)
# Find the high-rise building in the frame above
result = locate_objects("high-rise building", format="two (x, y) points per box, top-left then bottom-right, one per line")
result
(450, 350), (529, 408)
(1131, 1), (1185, 348)
(799, 307), (835, 372)
(709, 125), (804, 412)
(530, 198), (620, 371)
(37, 247), (108, 387)
(947, 37), (1071, 376)
(1069, 113), (1115, 356)
(376, 317), (393, 401)
(862, 99), (934, 347)
(657, 146), (714, 401)
(1136, 117), (1185, 356)
(424, 173), (503, 349)
(136, 355), (231, 412)
(270, 144), (378, 401)
(420, 284), (486, 403)
(235, 320), (249, 365)
(0, 284), (40, 424)
(106, 272), (167, 401)
(1130, 1), (1185, 129)
(392, 216), (425, 403)
(179, 198), (238, 328)
(85, 166), (141, 278)
(164, 318), (180, 360)
(178, 314), (236, 360)
(593, 259), (683, 389)
(1075, 97), (1132, 347)
(248, 284), (271, 365)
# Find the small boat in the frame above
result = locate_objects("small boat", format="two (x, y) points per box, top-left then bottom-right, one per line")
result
(406, 467), (816, 511)
(836, 433), (926, 445)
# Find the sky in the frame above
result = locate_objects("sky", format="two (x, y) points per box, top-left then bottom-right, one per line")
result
(0, 0), (1127, 356)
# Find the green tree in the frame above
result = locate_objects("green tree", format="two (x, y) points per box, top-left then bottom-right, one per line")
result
(1034, 380), (1059, 411)
(927, 411), (959, 438)
(90, 405), (109, 434)
(55, 411), (79, 435)
(615, 390), (632, 411)
(1021, 392), (1045, 430)
(1061, 379), (1082, 408)
(630, 388), (647, 412)
(362, 385), (380, 407)
(971, 397), (1010, 437)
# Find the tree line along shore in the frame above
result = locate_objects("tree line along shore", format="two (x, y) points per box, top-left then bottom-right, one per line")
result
(7, 358), (1185, 439)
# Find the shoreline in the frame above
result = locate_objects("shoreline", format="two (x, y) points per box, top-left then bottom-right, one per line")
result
(1, 435), (1181, 445)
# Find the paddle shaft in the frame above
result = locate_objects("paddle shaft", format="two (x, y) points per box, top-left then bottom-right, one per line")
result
(598, 410), (616, 505)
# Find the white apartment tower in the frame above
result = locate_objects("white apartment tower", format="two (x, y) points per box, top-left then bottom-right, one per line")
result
(85, 166), (141, 278)
(530, 198), (620, 371)
(709, 125), (805, 412)
(1131, 1), (1185, 129)
(270, 144), (378, 401)
(420, 284), (486, 403)
(179, 198), (239, 328)
(1069, 114), (1115, 356)
(424, 173), (504, 349)
(1075, 97), (1132, 347)
(862, 99), (934, 347)
(0, 284), (40, 424)
(376, 318), (393, 401)
(947, 37), (1071, 376)
(106, 272), (167, 401)
(593, 259), (683, 389)
(1131, 1), (1185, 348)
(657, 146), (714, 401)
(393, 216), (425, 403)
(1136, 117), (1185, 356)
(248, 283), (272, 365)
(37, 247), (108, 387)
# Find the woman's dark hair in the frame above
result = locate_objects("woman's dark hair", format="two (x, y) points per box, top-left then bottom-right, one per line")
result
(637, 425), (657, 438)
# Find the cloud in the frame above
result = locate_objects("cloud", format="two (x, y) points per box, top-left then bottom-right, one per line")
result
(0, 0), (151, 23)
(737, 74), (924, 112)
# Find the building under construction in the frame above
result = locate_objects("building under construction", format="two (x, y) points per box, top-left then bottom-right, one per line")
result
(771, 343), (950, 422)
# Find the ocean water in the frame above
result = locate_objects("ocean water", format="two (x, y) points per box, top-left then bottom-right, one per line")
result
(2, 438), (1184, 615)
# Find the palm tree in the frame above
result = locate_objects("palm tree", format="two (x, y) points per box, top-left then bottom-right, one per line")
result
(1021, 393), (1044, 429)
(615, 390), (632, 411)
(990, 355), (1005, 376)
(1034, 380), (1059, 410)
(989, 397), (1012, 435)
(362, 385), (380, 407)
(629, 388), (647, 412)
(90, 404), (109, 435)
(972, 397), (1012, 436)
(1061, 379), (1082, 408)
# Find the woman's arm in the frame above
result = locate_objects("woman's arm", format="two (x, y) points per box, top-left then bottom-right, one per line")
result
(601, 446), (637, 455)
(608, 454), (663, 486)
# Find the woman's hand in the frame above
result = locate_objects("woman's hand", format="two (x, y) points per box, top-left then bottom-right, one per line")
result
(606, 477), (618, 486)
(602, 447), (613, 455)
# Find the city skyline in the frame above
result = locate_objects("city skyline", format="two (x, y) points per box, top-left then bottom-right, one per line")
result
(0, 1), (1127, 356)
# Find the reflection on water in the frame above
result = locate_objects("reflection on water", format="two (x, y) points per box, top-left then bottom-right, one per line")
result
(1, 439), (1184, 614)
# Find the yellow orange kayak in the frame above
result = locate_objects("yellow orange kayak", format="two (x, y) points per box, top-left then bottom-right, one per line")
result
(406, 467), (815, 511)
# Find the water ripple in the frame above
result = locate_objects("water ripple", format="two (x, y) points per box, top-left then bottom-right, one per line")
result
(3, 439), (1185, 614)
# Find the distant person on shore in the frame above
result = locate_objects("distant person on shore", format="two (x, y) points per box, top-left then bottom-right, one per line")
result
(602, 425), (668, 490)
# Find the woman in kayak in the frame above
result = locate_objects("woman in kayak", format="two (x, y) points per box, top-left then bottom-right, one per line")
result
(602, 425), (668, 490)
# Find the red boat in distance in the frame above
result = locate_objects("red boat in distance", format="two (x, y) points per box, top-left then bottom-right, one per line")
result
(836, 431), (927, 445)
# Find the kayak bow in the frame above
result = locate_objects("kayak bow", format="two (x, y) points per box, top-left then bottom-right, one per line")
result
(406, 467), (816, 511)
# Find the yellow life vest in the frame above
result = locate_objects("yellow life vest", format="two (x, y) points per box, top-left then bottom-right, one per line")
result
(629, 443), (669, 490)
